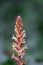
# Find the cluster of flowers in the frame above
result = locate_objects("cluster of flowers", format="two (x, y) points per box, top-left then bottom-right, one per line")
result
(12, 16), (28, 65)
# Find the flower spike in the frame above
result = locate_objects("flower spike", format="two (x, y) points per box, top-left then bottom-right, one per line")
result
(12, 16), (28, 65)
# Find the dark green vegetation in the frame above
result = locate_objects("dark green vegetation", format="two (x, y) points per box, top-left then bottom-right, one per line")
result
(0, 0), (43, 65)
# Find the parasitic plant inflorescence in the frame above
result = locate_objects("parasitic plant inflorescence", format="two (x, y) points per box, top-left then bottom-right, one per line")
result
(12, 16), (28, 65)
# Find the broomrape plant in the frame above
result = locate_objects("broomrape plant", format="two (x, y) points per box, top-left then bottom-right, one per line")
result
(12, 16), (28, 65)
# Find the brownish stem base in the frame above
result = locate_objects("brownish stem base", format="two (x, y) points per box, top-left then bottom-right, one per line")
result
(17, 58), (26, 65)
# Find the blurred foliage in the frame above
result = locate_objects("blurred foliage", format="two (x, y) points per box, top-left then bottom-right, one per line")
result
(0, 0), (43, 65)
(2, 59), (16, 65)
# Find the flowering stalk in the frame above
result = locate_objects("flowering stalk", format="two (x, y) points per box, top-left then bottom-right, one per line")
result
(12, 16), (28, 65)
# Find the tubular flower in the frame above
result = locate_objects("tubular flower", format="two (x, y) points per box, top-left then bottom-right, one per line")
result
(12, 16), (28, 65)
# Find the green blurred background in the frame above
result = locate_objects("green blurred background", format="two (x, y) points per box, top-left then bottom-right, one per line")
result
(0, 0), (43, 65)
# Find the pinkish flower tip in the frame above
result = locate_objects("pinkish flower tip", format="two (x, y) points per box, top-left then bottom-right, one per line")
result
(16, 15), (22, 22)
(17, 15), (21, 19)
